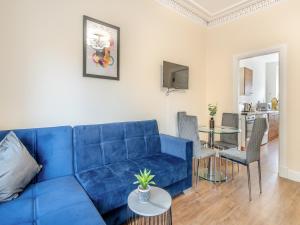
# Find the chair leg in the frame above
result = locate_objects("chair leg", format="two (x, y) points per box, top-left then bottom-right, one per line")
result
(193, 158), (197, 187)
(214, 156), (217, 184)
(194, 158), (197, 185)
(258, 160), (262, 194)
(225, 159), (227, 180)
(196, 159), (200, 189)
(193, 158), (196, 176)
(247, 164), (252, 201)
(219, 157), (222, 183)
(232, 161), (234, 180)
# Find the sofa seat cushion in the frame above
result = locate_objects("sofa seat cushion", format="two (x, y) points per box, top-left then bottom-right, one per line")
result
(106, 161), (141, 185)
(219, 148), (247, 164)
(130, 153), (188, 187)
(76, 154), (187, 215)
(0, 176), (105, 225)
(0, 185), (34, 225)
(76, 164), (136, 215)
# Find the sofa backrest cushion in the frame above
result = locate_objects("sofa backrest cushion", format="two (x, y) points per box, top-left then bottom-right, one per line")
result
(73, 120), (161, 173)
(0, 126), (73, 182)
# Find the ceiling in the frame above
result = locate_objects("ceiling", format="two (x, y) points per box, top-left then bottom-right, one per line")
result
(157, 0), (283, 26)
(190, 0), (257, 15)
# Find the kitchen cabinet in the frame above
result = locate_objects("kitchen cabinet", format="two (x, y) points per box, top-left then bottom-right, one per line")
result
(268, 112), (279, 141)
(240, 67), (253, 96)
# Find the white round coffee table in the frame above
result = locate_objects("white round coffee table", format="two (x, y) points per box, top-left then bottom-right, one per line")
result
(127, 186), (172, 225)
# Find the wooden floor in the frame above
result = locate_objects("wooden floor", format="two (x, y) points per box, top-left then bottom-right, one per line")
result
(172, 139), (300, 225)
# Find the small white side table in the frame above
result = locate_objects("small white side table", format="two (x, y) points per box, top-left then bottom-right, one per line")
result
(127, 186), (172, 225)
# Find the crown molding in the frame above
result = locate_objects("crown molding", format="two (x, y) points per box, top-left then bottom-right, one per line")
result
(156, 0), (207, 26)
(208, 0), (283, 27)
(184, 0), (261, 17)
(156, 0), (284, 27)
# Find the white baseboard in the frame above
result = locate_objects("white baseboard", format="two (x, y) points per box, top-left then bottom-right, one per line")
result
(279, 166), (288, 178)
(279, 166), (300, 182)
(287, 169), (300, 182)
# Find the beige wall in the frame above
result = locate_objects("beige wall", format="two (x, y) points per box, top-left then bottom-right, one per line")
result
(1, 0), (299, 177)
(0, 0), (207, 135)
(206, 0), (300, 172)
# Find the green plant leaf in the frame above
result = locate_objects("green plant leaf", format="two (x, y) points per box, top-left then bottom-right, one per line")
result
(208, 104), (218, 117)
(133, 168), (156, 189)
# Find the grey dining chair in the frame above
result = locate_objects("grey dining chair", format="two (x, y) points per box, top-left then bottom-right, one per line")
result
(219, 118), (267, 201)
(214, 113), (240, 177)
(214, 113), (239, 150)
(177, 112), (217, 187)
(178, 112), (207, 147)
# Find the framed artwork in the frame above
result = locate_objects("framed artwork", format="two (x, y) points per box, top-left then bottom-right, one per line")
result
(83, 15), (120, 80)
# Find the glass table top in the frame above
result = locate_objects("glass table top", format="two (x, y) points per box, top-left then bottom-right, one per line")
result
(199, 126), (241, 134)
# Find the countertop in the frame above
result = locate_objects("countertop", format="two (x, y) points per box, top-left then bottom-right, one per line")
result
(240, 110), (279, 116)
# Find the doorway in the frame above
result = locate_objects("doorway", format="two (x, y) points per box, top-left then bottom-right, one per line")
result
(233, 45), (287, 178)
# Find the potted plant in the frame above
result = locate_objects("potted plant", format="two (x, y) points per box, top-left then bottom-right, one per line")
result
(208, 104), (217, 129)
(134, 169), (156, 203)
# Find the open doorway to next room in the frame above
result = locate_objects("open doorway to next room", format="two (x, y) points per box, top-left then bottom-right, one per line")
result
(238, 52), (280, 173)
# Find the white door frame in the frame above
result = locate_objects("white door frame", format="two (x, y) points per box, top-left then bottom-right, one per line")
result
(232, 44), (288, 179)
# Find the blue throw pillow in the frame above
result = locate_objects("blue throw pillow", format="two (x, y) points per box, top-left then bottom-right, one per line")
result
(0, 131), (42, 202)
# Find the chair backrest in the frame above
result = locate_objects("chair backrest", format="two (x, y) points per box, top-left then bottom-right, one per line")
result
(177, 112), (187, 125)
(220, 113), (239, 145)
(0, 126), (74, 183)
(177, 112), (201, 157)
(246, 118), (267, 163)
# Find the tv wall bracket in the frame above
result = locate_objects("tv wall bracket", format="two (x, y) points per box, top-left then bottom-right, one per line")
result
(165, 88), (180, 96)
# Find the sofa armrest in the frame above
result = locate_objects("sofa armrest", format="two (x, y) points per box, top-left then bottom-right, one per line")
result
(160, 134), (193, 190)
(160, 134), (193, 161)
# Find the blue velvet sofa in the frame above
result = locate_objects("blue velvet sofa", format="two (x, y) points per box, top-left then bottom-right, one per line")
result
(0, 120), (192, 225)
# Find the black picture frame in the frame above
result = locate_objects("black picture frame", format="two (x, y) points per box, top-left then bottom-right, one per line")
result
(83, 15), (120, 80)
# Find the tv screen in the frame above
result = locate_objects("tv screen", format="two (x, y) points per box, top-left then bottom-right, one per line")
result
(163, 61), (189, 89)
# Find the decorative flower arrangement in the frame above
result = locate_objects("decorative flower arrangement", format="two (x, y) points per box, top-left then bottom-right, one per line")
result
(208, 104), (217, 129)
(208, 104), (217, 117)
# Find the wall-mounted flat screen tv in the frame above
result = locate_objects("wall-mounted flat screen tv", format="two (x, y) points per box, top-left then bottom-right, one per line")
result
(163, 61), (189, 89)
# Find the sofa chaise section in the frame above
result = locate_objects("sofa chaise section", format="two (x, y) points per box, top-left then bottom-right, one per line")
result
(0, 127), (105, 225)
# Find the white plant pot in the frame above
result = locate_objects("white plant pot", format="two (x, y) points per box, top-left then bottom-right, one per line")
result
(138, 185), (151, 203)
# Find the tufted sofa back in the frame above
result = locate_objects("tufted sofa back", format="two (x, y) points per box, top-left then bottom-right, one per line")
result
(73, 120), (161, 173)
(0, 126), (73, 182)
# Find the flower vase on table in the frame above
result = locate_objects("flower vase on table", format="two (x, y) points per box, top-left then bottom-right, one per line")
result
(209, 117), (215, 129)
(134, 169), (156, 203)
(208, 104), (217, 148)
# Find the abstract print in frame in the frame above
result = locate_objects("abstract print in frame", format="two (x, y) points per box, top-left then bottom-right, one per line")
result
(83, 15), (120, 80)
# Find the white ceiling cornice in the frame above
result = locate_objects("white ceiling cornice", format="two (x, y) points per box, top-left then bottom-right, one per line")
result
(157, 0), (208, 26)
(156, 0), (285, 27)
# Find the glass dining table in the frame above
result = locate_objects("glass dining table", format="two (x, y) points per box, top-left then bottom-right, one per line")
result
(199, 126), (241, 148)
(198, 126), (241, 182)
